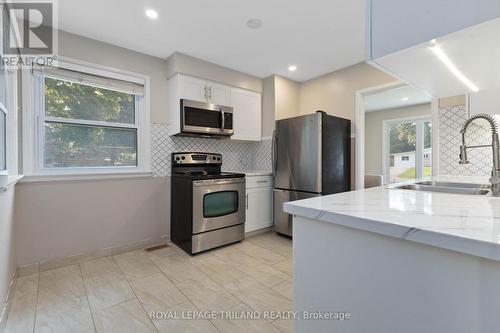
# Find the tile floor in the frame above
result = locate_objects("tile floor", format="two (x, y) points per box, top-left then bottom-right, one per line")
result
(3, 232), (293, 333)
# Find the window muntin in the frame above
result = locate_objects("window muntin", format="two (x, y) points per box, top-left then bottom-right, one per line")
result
(30, 61), (149, 176)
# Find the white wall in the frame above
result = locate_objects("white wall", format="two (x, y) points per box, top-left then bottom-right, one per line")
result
(0, 187), (16, 326)
(364, 103), (432, 175)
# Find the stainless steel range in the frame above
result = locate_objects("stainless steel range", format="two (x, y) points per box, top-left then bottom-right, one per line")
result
(170, 152), (246, 255)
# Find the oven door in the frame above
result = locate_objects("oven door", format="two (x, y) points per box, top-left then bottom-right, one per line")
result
(181, 99), (234, 136)
(192, 178), (245, 234)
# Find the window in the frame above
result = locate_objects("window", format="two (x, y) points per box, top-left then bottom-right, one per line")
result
(0, 105), (5, 172)
(384, 118), (432, 183)
(26, 60), (150, 177)
(0, 65), (10, 174)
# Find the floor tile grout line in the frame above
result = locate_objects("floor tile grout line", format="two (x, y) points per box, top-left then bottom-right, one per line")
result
(31, 273), (40, 333)
(110, 255), (159, 333)
(147, 250), (225, 333)
(78, 264), (98, 333)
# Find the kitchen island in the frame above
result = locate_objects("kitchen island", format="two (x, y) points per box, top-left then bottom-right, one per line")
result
(284, 176), (500, 333)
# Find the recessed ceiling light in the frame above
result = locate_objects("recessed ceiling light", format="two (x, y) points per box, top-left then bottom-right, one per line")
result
(145, 9), (158, 19)
(401, 97), (409, 101)
(288, 65), (297, 72)
(246, 19), (262, 29)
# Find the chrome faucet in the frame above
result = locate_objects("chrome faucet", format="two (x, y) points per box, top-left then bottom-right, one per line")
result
(459, 113), (500, 196)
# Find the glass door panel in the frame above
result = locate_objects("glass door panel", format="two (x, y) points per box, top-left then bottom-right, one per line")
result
(203, 191), (239, 218)
(388, 122), (416, 183)
(424, 121), (432, 177)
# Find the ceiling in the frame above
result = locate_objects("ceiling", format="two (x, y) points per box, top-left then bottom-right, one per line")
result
(56, 0), (367, 82)
(364, 85), (432, 112)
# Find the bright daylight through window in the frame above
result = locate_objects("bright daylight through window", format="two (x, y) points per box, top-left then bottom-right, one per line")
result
(43, 78), (137, 168)
(387, 119), (432, 183)
(29, 62), (149, 176)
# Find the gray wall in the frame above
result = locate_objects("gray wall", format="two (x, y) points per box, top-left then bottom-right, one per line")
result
(364, 104), (432, 176)
(0, 187), (16, 325)
(299, 62), (395, 118)
(14, 178), (169, 266)
(58, 30), (169, 124)
(14, 31), (266, 267)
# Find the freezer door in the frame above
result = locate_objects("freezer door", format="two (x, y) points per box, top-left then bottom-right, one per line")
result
(273, 189), (321, 237)
(274, 113), (322, 193)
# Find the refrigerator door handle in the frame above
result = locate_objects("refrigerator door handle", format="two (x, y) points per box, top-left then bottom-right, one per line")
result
(272, 130), (278, 175)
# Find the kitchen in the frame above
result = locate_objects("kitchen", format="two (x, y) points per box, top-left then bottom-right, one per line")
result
(1, 0), (499, 333)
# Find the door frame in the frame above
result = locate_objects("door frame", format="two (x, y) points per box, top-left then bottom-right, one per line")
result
(354, 82), (440, 190)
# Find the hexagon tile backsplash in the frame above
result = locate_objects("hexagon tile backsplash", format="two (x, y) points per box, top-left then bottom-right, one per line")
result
(439, 104), (491, 176)
(151, 123), (272, 177)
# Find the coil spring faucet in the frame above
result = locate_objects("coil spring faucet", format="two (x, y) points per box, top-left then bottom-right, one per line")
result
(459, 113), (500, 196)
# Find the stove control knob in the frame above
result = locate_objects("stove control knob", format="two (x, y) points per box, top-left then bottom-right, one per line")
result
(181, 156), (186, 160)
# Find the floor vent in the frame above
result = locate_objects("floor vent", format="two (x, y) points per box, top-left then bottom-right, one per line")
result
(144, 244), (170, 252)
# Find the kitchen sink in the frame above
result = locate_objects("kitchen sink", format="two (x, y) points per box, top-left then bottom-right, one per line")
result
(415, 181), (491, 189)
(394, 183), (490, 195)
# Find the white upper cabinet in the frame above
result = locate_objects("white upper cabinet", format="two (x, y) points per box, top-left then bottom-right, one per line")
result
(230, 88), (262, 141)
(208, 81), (231, 106)
(369, 0), (500, 60)
(368, 0), (500, 98)
(168, 73), (262, 140)
(178, 75), (208, 102)
(469, 87), (500, 116)
(177, 74), (231, 105)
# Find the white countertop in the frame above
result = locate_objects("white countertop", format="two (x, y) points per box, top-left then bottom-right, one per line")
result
(284, 176), (500, 262)
(229, 170), (272, 177)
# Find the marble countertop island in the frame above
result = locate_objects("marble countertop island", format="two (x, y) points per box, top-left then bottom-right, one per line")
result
(284, 176), (500, 262)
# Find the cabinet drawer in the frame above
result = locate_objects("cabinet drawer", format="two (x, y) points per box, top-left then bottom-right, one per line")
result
(246, 176), (273, 189)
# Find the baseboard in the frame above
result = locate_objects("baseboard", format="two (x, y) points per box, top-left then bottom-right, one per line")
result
(245, 226), (274, 238)
(17, 235), (170, 277)
(0, 270), (17, 331)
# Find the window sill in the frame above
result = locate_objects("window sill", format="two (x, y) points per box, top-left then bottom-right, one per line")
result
(0, 175), (24, 192)
(20, 172), (153, 184)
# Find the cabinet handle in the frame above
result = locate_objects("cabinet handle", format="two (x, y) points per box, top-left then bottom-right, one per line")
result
(209, 87), (212, 100)
(256, 180), (269, 183)
(204, 86), (208, 99)
(246, 194), (248, 209)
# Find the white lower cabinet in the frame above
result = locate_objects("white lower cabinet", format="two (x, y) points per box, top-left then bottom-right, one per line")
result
(245, 176), (273, 233)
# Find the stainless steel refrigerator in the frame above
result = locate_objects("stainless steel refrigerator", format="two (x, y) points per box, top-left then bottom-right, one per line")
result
(272, 111), (351, 237)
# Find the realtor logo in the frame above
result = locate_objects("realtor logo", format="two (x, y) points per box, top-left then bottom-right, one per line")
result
(1, 0), (57, 67)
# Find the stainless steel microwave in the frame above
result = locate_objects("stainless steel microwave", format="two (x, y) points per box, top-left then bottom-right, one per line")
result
(180, 99), (234, 137)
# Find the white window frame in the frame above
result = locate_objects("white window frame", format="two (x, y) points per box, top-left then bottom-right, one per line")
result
(0, 102), (7, 175)
(382, 116), (432, 184)
(23, 57), (151, 180)
(0, 66), (19, 178)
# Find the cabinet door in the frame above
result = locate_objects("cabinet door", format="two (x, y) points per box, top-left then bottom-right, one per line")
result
(179, 75), (208, 103)
(469, 87), (500, 116)
(369, 0), (500, 59)
(208, 81), (231, 106)
(245, 187), (273, 233)
(230, 88), (262, 141)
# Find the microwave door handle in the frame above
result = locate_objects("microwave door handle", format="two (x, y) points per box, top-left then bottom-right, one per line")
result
(220, 109), (225, 132)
